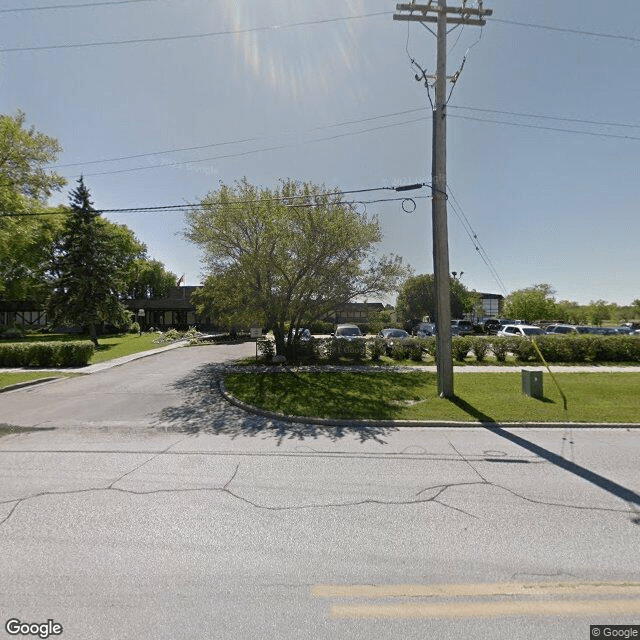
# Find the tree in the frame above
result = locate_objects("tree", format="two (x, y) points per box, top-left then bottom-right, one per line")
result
(502, 284), (558, 323)
(47, 178), (137, 345)
(184, 178), (408, 357)
(395, 273), (476, 328)
(123, 258), (177, 300)
(0, 111), (67, 301)
(586, 299), (612, 326)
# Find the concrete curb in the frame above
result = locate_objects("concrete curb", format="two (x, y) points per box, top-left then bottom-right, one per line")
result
(0, 377), (62, 393)
(217, 377), (640, 430)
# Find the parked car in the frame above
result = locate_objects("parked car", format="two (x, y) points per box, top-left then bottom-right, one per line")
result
(497, 324), (544, 337)
(483, 318), (501, 334)
(450, 319), (474, 336)
(545, 324), (578, 335)
(333, 324), (365, 356)
(377, 328), (410, 354)
(334, 324), (362, 339)
(413, 322), (436, 337)
(286, 327), (311, 342)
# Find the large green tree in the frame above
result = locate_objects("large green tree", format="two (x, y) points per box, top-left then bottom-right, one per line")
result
(0, 111), (67, 302)
(47, 178), (143, 345)
(184, 178), (407, 356)
(123, 258), (177, 300)
(395, 273), (476, 327)
(502, 284), (557, 323)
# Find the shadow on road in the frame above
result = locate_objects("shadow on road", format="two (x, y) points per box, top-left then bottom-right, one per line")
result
(155, 364), (397, 445)
(484, 424), (640, 513)
(449, 396), (640, 519)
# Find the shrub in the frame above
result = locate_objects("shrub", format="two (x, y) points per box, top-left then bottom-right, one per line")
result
(1, 324), (25, 340)
(420, 336), (437, 358)
(391, 341), (408, 361)
(367, 337), (386, 361)
(451, 336), (471, 361)
(489, 337), (509, 362)
(407, 339), (424, 362)
(0, 341), (94, 367)
(129, 322), (140, 334)
(509, 337), (537, 362)
(470, 337), (490, 362)
(257, 338), (275, 360)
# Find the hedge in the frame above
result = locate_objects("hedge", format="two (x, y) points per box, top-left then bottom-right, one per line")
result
(252, 335), (640, 365)
(0, 341), (95, 367)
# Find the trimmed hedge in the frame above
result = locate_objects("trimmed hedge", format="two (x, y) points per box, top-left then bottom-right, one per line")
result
(0, 341), (95, 367)
(253, 335), (640, 365)
(495, 335), (640, 364)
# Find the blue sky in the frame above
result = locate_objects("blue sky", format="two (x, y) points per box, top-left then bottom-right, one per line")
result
(1, 0), (638, 305)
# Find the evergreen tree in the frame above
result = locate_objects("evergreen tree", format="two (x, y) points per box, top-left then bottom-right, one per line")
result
(48, 177), (130, 345)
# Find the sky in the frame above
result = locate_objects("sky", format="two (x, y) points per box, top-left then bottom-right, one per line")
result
(1, 0), (639, 306)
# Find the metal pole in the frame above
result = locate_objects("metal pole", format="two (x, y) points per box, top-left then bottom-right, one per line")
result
(432, 0), (454, 397)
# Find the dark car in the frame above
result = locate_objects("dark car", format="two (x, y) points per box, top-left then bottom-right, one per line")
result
(451, 319), (474, 336)
(378, 328), (410, 354)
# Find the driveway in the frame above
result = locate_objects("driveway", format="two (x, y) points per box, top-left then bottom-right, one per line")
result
(1, 344), (639, 640)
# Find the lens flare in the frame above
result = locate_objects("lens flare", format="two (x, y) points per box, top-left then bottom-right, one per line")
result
(218, 0), (367, 100)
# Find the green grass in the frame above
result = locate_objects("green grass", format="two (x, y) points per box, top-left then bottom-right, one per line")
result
(87, 333), (165, 364)
(224, 371), (640, 424)
(0, 371), (77, 389)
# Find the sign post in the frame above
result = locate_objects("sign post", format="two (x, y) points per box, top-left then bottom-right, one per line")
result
(250, 327), (262, 363)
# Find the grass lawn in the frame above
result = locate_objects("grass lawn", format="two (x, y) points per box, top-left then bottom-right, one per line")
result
(224, 371), (640, 424)
(0, 371), (77, 389)
(88, 333), (166, 364)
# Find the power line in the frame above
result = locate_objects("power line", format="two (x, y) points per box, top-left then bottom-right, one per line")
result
(0, 10), (392, 53)
(490, 18), (640, 44)
(52, 104), (640, 174)
(0, 0), (155, 13)
(446, 185), (508, 296)
(52, 107), (426, 169)
(449, 105), (640, 130)
(64, 116), (430, 179)
(449, 113), (640, 142)
(0, 183), (429, 217)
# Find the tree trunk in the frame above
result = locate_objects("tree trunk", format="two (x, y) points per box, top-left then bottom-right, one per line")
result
(88, 323), (99, 347)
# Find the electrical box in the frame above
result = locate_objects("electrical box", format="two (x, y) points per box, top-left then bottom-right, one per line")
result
(522, 369), (543, 399)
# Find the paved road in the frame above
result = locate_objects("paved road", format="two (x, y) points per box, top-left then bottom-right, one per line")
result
(1, 344), (639, 640)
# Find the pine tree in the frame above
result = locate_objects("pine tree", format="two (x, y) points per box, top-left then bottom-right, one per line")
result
(48, 177), (130, 345)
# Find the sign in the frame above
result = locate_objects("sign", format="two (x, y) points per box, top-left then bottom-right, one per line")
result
(250, 327), (262, 338)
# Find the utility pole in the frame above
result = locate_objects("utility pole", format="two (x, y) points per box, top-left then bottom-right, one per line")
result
(393, 1), (492, 398)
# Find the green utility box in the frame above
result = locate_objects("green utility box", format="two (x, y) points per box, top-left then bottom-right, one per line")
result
(522, 369), (543, 399)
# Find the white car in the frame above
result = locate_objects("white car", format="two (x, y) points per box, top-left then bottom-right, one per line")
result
(497, 324), (544, 337)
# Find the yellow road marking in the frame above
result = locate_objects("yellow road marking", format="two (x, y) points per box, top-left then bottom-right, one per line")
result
(330, 598), (640, 619)
(313, 581), (640, 599)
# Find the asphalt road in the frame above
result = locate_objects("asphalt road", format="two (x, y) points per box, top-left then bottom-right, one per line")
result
(1, 344), (639, 640)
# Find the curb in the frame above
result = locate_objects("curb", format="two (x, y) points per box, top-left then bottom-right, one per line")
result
(218, 378), (640, 430)
(0, 377), (62, 393)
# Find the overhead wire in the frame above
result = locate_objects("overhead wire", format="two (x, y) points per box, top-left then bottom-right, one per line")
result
(490, 18), (640, 44)
(51, 107), (427, 169)
(0, 183), (431, 217)
(446, 184), (508, 295)
(61, 116), (431, 179)
(0, 10), (393, 53)
(0, 0), (155, 12)
(448, 113), (640, 142)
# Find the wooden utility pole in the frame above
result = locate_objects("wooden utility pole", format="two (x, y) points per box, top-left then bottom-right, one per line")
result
(393, 1), (492, 398)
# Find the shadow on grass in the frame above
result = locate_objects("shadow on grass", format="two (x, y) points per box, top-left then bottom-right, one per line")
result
(450, 396), (497, 424)
(244, 369), (434, 421)
(155, 364), (399, 445)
